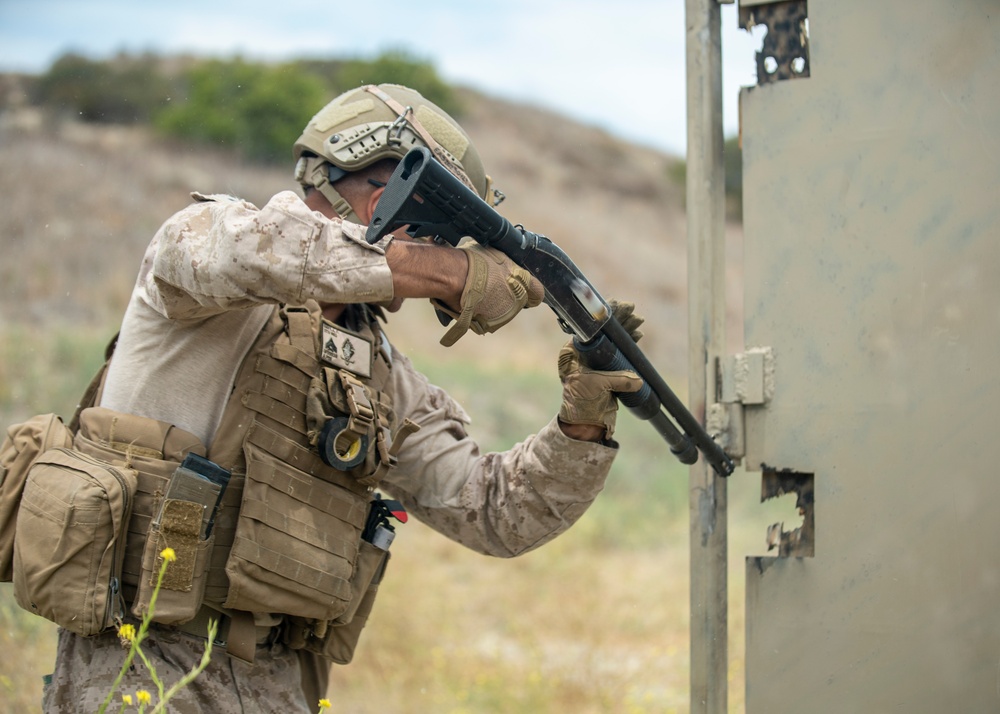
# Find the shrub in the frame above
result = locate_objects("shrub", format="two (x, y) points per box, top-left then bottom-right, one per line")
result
(33, 52), (172, 124)
(153, 59), (326, 163)
(29, 51), (461, 164)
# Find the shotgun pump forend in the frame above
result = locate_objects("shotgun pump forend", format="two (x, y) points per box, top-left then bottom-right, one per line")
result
(366, 147), (735, 478)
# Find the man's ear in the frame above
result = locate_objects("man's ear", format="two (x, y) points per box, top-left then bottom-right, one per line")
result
(360, 185), (386, 225)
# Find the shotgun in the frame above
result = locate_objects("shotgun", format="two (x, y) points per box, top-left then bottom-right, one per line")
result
(366, 147), (734, 478)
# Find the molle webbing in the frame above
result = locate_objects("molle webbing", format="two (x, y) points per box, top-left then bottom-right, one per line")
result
(210, 303), (395, 618)
(235, 306), (376, 496)
(68, 407), (240, 609)
(75, 302), (395, 613)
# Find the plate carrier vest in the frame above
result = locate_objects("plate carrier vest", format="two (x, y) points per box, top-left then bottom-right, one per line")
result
(69, 301), (411, 663)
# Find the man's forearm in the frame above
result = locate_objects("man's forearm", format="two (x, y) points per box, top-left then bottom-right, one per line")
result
(385, 239), (468, 309)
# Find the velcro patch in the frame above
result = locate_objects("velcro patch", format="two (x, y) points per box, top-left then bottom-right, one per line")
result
(320, 322), (373, 378)
(312, 98), (376, 133)
(415, 105), (469, 160)
(157, 499), (202, 591)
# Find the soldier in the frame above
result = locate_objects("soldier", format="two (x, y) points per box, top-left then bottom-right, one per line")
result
(32, 83), (643, 711)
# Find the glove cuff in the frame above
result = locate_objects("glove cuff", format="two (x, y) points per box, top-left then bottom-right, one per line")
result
(430, 297), (474, 347)
(558, 397), (619, 438)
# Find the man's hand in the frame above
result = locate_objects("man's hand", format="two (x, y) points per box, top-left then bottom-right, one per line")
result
(431, 243), (544, 346)
(557, 300), (645, 443)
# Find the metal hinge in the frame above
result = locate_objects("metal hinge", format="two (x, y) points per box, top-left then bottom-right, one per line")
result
(706, 346), (774, 459)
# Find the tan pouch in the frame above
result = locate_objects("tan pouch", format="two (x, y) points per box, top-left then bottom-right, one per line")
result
(284, 540), (390, 664)
(0, 414), (74, 582)
(72, 407), (220, 611)
(12, 448), (136, 636)
(332, 539), (389, 627)
(133, 499), (216, 626)
(223, 433), (368, 621)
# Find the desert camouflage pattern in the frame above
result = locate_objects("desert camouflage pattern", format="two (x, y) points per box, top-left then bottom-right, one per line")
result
(99, 191), (393, 446)
(44, 628), (311, 713)
(46, 189), (620, 709)
(383, 352), (616, 556)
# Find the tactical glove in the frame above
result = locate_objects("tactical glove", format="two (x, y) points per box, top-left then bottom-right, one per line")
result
(558, 300), (645, 439)
(432, 243), (545, 346)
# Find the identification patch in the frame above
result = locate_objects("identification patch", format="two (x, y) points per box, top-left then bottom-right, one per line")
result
(320, 322), (373, 378)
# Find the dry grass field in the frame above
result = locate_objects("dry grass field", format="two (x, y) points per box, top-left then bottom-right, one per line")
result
(0, 87), (783, 712)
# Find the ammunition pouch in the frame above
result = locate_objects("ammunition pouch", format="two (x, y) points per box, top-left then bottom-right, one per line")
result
(0, 413), (74, 582)
(281, 539), (390, 664)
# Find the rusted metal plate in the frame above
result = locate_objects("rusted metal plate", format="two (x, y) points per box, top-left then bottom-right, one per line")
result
(739, 0), (810, 83)
(761, 466), (813, 558)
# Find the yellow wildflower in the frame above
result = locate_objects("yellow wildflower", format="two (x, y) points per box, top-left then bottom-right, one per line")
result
(122, 694), (133, 705)
(117, 623), (136, 642)
(160, 547), (177, 562)
(318, 698), (332, 710)
(136, 690), (152, 704)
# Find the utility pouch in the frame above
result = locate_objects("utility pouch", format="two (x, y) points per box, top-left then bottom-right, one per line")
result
(12, 448), (136, 636)
(283, 539), (390, 665)
(223, 428), (369, 621)
(0, 414), (74, 582)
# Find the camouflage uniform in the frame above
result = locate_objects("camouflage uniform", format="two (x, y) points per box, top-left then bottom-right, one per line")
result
(44, 628), (308, 714)
(44, 190), (617, 712)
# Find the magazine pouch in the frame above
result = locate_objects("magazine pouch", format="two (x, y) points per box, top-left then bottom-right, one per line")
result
(131, 452), (229, 626)
(133, 499), (217, 626)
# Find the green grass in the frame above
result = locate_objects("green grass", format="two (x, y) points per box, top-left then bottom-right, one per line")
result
(0, 327), (788, 712)
(0, 324), (113, 428)
(1, 582), (57, 711)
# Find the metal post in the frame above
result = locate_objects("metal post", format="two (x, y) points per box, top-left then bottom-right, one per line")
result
(685, 0), (728, 712)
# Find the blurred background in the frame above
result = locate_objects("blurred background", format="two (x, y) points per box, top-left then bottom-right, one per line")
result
(0, 2), (787, 711)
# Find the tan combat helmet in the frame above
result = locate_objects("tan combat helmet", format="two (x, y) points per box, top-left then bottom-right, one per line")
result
(293, 83), (498, 224)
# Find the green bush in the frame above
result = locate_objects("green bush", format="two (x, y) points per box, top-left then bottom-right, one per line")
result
(30, 51), (461, 164)
(154, 59), (327, 163)
(32, 52), (173, 123)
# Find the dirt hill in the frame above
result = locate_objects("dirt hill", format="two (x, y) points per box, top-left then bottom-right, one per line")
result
(0, 82), (742, 377)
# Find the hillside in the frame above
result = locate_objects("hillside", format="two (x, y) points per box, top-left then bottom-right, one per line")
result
(0, 82), (743, 378)
(0, 80), (754, 713)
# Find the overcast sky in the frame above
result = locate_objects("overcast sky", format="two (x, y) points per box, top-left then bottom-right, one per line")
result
(0, 0), (763, 156)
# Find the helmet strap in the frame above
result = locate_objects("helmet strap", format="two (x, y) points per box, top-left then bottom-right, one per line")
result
(317, 183), (359, 224)
(295, 155), (361, 224)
